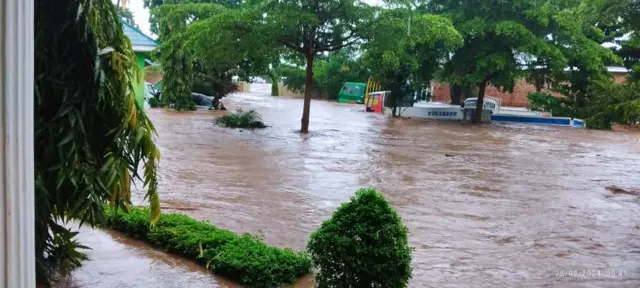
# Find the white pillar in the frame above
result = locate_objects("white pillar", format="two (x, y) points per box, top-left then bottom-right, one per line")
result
(0, 0), (36, 287)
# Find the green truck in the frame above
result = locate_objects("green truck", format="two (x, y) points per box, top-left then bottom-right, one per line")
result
(337, 82), (367, 103)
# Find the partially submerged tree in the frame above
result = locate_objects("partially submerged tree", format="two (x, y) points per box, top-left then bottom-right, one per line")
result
(427, 0), (567, 122)
(280, 49), (370, 99)
(151, 3), (228, 110)
(35, 0), (160, 282)
(266, 0), (376, 132)
(192, 0), (375, 132)
(151, 2), (272, 109)
(525, 0), (627, 128)
(363, 6), (462, 115)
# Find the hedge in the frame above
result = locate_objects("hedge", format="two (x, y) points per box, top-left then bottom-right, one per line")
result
(102, 207), (311, 288)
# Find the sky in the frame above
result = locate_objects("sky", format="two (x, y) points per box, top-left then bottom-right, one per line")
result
(116, 0), (384, 38)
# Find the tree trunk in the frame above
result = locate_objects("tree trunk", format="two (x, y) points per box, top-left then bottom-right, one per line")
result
(450, 85), (461, 105)
(473, 81), (487, 123)
(270, 81), (279, 96)
(301, 54), (314, 133)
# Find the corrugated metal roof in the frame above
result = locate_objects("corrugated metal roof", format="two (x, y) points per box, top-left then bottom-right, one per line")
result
(122, 22), (157, 51)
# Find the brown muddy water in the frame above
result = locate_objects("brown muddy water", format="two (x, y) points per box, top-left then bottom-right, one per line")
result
(65, 85), (640, 287)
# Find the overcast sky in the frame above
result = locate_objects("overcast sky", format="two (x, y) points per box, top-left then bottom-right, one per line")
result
(114, 0), (384, 38)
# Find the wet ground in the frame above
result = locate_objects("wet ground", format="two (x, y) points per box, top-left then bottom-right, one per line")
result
(65, 84), (640, 287)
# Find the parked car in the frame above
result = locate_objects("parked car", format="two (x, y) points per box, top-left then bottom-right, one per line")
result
(144, 82), (156, 101)
(145, 89), (213, 108)
(191, 93), (213, 107)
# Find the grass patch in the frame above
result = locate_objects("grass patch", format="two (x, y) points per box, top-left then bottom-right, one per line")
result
(102, 207), (311, 287)
(216, 109), (267, 128)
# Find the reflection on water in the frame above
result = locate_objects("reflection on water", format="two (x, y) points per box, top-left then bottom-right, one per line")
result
(70, 85), (640, 287)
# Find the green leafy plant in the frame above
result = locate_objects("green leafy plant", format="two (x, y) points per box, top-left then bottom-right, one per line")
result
(280, 50), (371, 100)
(527, 92), (576, 117)
(149, 96), (161, 108)
(308, 188), (413, 288)
(586, 80), (640, 129)
(216, 109), (267, 128)
(103, 206), (311, 288)
(35, 0), (161, 283)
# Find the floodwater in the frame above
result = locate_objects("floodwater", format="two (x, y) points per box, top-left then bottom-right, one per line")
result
(65, 84), (640, 287)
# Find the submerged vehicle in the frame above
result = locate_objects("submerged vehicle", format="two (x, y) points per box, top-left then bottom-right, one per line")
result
(337, 82), (367, 103)
(368, 92), (584, 127)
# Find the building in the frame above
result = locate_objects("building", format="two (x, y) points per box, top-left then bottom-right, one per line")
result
(431, 67), (630, 107)
(122, 22), (158, 108)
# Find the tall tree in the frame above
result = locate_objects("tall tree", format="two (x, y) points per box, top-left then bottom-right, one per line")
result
(280, 49), (371, 99)
(602, 0), (640, 80)
(260, 0), (375, 132)
(152, 3), (228, 110)
(427, 0), (567, 122)
(191, 0), (376, 132)
(363, 6), (462, 114)
(525, 0), (625, 128)
(144, 0), (242, 34)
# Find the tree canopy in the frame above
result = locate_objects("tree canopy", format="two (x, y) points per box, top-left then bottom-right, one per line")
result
(280, 49), (370, 99)
(118, 6), (138, 28)
(421, 0), (570, 121)
(363, 5), (462, 113)
(169, 0), (376, 131)
(148, 0), (637, 129)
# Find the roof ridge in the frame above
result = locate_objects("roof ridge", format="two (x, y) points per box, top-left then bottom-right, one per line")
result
(121, 21), (158, 45)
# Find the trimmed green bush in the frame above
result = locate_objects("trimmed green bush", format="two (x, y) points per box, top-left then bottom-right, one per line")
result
(103, 207), (311, 288)
(308, 188), (413, 287)
(216, 109), (267, 128)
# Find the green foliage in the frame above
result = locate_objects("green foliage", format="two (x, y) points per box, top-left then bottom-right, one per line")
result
(152, 3), (231, 110)
(281, 50), (370, 99)
(149, 97), (161, 108)
(364, 8), (462, 112)
(424, 0), (569, 121)
(118, 7), (138, 28)
(308, 188), (413, 288)
(600, 0), (640, 80)
(151, 3), (267, 109)
(586, 80), (640, 129)
(527, 93), (576, 118)
(521, 0), (633, 128)
(144, 0), (242, 34)
(192, 62), (239, 98)
(189, 0), (376, 132)
(103, 206), (311, 287)
(216, 109), (267, 128)
(35, 0), (161, 283)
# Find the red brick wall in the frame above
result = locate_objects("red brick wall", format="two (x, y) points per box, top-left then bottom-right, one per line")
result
(433, 79), (537, 107)
(432, 72), (629, 108)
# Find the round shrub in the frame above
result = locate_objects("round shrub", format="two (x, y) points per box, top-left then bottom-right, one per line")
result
(307, 188), (413, 288)
(216, 109), (266, 128)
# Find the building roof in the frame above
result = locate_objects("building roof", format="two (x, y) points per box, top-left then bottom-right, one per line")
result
(122, 22), (157, 52)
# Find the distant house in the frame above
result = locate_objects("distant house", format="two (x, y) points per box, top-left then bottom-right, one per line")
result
(432, 66), (631, 107)
(122, 22), (158, 108)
